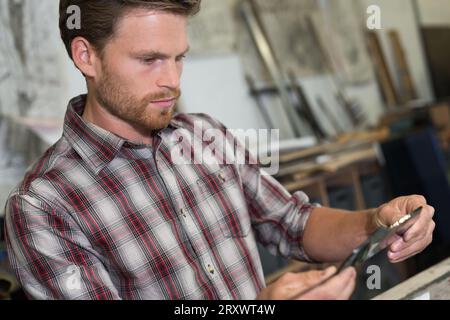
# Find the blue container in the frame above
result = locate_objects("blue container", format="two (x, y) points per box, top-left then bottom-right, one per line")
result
(0, 249), (7, 263)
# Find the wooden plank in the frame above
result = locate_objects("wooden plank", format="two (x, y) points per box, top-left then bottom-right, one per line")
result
(388, 30), (418, 103)
(279, 127), (389, 164)
(422, 27), (450, 100)
(319, 148), (377, 173)
(351, 167), (366, 210)
(366, 31), (400, 108)
(282, 148), (378, 193)
(318, 179), (330, 207)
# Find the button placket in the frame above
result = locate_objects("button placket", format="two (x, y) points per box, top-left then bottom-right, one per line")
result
(206, 263), (215, 275)
(218, 170), (226, 182)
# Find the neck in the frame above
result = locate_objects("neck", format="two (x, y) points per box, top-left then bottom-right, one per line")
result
(82, 93), (153, 145)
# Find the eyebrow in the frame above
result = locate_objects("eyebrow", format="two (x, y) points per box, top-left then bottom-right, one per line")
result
(132, 46), (190, 59)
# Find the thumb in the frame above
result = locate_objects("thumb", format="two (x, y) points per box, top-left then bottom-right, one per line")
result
(375, 205), (403, 228)
(299, 266), (337, 289)
(321, 266), (337, 278)
(279, 267), (337, 299)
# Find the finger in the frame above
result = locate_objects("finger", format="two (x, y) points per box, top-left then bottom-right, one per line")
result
(388, 222), (434, 262)
(316, 267), (356, 300)
(378, 205), (402, 227)
(281, 267), (337, 299)
(388, 205), (434, 253)
(299, 267), (356, 300)
(407, 195), (428, 209)
(388, 210), (434, 256)
(388, 195), (427, 225)
(388, 222), (435, 263)
(390, 223), (427, 253)
(336, 273), (357, 300)
(391, 219), (435, 253)
(402, 206), (435, 242)
(425, 205), (435, 219)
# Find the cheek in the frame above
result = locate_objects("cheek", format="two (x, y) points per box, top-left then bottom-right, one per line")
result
(118, 66), (155, 95)
(121, 62), (146, 82)
(130, 62), (161, 87)
(105, 56), (163, 96)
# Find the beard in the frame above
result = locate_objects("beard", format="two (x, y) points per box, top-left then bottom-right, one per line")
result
(95, 65), (180, 132)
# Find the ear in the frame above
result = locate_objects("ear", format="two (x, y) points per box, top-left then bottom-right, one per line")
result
(71, 36), (100, 78)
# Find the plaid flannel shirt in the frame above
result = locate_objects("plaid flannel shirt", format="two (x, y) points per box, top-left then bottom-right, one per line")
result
(4, 94), (316, 300)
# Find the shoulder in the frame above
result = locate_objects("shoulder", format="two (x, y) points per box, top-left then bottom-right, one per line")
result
(7, 137), (76, 208)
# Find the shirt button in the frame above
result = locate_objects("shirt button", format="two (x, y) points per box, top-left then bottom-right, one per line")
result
(218, 171), (226, 182)
(207, 264), (215, 275)
(180, 208), (187, 218)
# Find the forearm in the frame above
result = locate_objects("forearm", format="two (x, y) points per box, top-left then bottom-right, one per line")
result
(302, 206), (379, 262)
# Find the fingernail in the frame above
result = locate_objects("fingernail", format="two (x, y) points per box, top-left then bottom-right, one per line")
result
(322, 266), (336, 277)
(345, 267), (356, 278)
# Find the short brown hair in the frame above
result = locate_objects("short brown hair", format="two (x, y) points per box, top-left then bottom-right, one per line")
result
(59, 0), (201, 60)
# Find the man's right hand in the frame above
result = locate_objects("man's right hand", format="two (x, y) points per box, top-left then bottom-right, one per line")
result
(257, 266), (356, 300)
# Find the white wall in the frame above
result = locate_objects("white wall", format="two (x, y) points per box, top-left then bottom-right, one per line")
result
(61, 45), (87, 103)
(417, 0), (450, 26)
(180, 55), (269, 130)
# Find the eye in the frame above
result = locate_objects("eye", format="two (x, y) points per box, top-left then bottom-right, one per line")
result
(140, 58), (156, 65)
(176, 55), (187, 62)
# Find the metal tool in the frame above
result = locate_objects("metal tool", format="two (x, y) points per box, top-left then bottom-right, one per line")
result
(293, 207), (423, 298)
(245, 75), (276, 129)
(338, 206), (423, 272)
(287, 71), (327, 140)
(316, 96), (344, 135)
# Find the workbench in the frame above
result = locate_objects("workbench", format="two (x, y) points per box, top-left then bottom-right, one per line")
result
(374, 257), (450, 300)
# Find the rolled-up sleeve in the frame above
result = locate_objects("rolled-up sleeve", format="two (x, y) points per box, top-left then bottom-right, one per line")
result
(240, 163), (319, 262)
(4, 193), (121, 300)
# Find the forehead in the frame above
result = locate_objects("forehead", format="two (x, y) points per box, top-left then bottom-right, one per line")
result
(112, 9), (189, 50)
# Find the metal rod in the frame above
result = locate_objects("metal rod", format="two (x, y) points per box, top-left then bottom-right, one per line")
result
(245, 75), (276, 129)
(287, 71), (327, 140)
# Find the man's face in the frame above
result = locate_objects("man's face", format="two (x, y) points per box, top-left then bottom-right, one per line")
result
(94, 10), (189, 131)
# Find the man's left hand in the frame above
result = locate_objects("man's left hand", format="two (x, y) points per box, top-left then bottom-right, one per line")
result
(373, 195), (435, 263)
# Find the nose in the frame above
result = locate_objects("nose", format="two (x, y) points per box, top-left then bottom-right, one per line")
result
(156, 60), (181, 90)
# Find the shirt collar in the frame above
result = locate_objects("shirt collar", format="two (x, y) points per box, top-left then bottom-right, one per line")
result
(63, 94), (182, 174)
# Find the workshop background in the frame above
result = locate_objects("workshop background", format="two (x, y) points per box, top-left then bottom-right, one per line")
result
(1, 0), (450, 300)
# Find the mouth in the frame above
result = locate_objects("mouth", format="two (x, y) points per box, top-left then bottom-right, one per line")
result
(150, 97), (177, 109)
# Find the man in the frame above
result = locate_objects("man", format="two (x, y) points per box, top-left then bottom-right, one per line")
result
(4, 0), (434, 300)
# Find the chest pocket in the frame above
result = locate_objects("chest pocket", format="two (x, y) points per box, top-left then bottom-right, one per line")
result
(195, 166), (251, 238)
